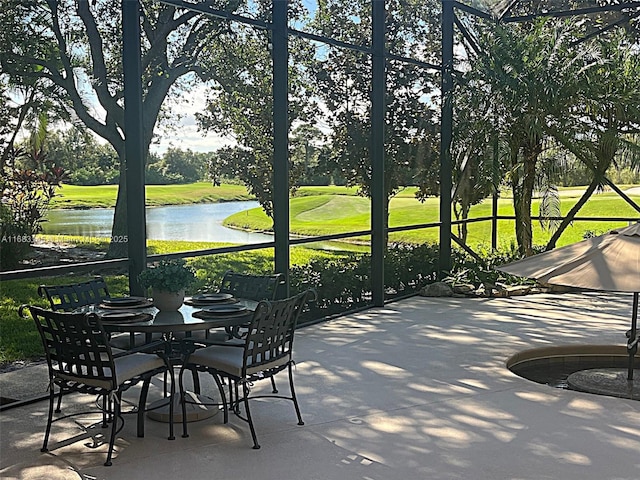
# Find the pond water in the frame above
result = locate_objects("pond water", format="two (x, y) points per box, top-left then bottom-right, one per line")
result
(42, 201), (275, 244)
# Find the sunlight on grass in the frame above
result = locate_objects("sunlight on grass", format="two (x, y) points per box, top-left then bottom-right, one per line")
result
(224, 191), (640, 248)
(51, 182), (254, 209)
(44, 183), (640, 250)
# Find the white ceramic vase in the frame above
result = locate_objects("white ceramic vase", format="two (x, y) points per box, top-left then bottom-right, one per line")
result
(152, 288), (185, 311)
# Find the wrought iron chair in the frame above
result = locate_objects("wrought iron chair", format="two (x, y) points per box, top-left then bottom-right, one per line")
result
(178, 289), (315, 449)
(20, 305), (175, 466)
(216, 271), (284, 339)
(39, 277), (154, 351)
(218, 270), (284, 301)
(37, 277), (111, 311)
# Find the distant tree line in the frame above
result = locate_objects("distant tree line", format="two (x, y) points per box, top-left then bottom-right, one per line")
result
(43, 129), (212, 186)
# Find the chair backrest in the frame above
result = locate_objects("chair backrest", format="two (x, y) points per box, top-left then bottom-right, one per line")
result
(219, 271), (284, 301)
(242, 290), (314, 375)
(21, 305), (117, 392)
(38, 277), (111, 312)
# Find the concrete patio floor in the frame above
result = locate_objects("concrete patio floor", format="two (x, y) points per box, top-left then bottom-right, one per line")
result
(1, 291), (640, 480)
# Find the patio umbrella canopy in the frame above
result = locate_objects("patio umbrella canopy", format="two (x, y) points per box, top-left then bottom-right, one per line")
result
(496, 223), (640, 380)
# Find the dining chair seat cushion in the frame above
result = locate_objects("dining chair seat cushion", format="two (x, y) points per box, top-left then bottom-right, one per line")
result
(57, 353), (165, 390)
(188, 345), (289, 378)
(114, 353), (166, 383)
(109, 332), (162, 350)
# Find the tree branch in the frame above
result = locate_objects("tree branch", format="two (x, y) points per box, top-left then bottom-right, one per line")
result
(33, 2), (115, 147)
(76, 0), (121, 121)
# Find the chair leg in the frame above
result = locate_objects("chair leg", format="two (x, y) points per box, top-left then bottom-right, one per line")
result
(105, 392), (122, 466)
(167, 365), (175, 441)
(211, 372), (229, 424)
(191, 368), (201, 394)
(137, 377), (152, 438)
(163, 371), (168, 397)
(233, 379), (241, 414)
(178, 365), (189, 438)
(41, 388), (56, 453)
(241, 381), (260, 449)
(55, 388), (63, 413)
(102, 394), (110, 428)
(223, 376), (236, 413)
(288, 364), (304, 426)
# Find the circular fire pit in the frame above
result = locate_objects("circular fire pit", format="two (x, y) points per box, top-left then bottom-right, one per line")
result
(507, 345), (640, 400)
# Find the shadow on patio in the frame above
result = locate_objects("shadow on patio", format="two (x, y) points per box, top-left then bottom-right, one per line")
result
(2, 292), (640, 480)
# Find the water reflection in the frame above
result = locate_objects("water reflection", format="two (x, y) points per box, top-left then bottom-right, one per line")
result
(43, 201), (274, 243)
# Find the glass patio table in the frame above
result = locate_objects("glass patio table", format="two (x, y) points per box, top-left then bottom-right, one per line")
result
(85, 296), (258, 422)
(95, 298), (256, 338)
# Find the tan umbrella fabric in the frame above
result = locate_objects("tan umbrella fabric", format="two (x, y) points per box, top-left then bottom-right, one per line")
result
(497, 223), (640, 380)
(497, 223), (640, 293)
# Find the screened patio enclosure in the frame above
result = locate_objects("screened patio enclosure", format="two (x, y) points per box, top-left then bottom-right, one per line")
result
(119, 0), (640, 305)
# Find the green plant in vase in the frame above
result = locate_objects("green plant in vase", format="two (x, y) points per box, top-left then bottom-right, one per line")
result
(138, 258), (196, 311)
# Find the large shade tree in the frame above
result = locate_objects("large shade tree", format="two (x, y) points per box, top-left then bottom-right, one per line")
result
(196, 2), (316, 218)
(1, 0), (242, 257)
(308, 0), (441, 245)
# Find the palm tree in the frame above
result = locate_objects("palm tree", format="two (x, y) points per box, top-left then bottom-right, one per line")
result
(466, 18), (600, 255)
(545, 35), (640, 249)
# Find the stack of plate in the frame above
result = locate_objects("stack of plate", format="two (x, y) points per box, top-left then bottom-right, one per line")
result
(184, 293), (236, 307)
(192, 303), (248, 319)
(99, 311), (153, 324)
(100, 297), (153, 309)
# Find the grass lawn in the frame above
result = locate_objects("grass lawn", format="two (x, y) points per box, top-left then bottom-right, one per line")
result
(225, 189), (640, 248)
(50, 182), (255, 209)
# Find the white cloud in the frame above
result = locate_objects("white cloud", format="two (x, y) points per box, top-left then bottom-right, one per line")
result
(152, 121), (235, 154)
(152, 84), (236, 154)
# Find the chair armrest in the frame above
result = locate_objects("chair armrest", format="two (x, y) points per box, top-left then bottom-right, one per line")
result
(18, 304), (29, 318)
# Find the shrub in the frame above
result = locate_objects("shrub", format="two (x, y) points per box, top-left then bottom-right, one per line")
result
(443, 243), (541, 289)
(0, 146), (65, 268)
(289, 243), (442, 318)
(289, 242), (539, 320)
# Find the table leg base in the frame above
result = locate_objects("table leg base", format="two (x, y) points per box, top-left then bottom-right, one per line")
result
(147, 391), (221, 423)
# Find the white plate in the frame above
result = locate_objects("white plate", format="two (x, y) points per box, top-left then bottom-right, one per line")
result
(99, 311), (151, 323)
(191, 293), (234, 302)
(102, 297), (146, 307)
(198, 304), (248, 316)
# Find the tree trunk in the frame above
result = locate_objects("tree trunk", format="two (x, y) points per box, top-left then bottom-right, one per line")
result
(521, 148), (537, 256)
(106, 158), (129, 259)
(460, 204), (469, 244)
(512, 180), (527, 256)
(545, 180), (598, 250)
(512, 143), (539, 257)
(453, 202), (470, 244)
